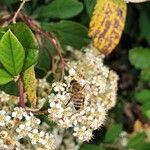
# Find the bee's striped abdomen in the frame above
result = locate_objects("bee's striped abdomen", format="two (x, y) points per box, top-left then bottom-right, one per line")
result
(71, 94), (84, 110)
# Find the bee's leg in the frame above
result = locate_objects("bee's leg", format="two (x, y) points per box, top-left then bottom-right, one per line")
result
(81, 83), (87, 91)
(65, 98), (71, 107)
(82, 98), (85, 109)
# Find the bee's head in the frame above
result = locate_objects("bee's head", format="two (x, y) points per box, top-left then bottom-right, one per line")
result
(75, 107), (80, 111)
(70, 79), (77, 85)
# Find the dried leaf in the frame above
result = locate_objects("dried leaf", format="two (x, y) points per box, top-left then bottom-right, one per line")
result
(23, 65), (37, 108)
(88, 0), (127, 54)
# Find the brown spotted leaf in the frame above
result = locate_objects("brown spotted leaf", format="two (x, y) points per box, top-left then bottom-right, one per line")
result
(88, 0), (127, 54)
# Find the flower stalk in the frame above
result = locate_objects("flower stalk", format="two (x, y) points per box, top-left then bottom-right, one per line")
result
(18, 76), (25, 108)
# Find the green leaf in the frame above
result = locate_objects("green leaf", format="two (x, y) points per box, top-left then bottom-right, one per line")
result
(11, 22), (38, 71)
(36, 47), (51, 72)
(104, 124), (122, 143)
(0, 81), (18, 96)
(0, 0), (18, 4)
(42, 21), (90, 49)
(139, 12), (150, 45)
(84, 0), (96, 17)
(0, 28), (7, 39)
(80, 144), (101, 150)
(135, 143), (150, 150)
(0, 30), (25, 76)
(135, 89), (150, 104)
(0, 25), (13, 39)
(33, 0), (83, 19)
(0, 68), (13, 85)
(145, 108), (150, 119)
(128, 132), (147, 148)
(142, 101), (150, 119)
(129, 47), (150, 69)
(135, 89), (150, 119)
(0, 23), (38, 74)
(140, 67), (150, 81)
(37, 115), (56, 128)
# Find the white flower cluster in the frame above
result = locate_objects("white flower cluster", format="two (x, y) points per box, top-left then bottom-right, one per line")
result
(48, 46), (118, 141)
(37, 79), (50, 90)
(0, 110), (11, 126)
(0, 107), (56, 150)
(0, 90), (19, 111)
(119, 131), (129, 147)
(0, 130), (18, 150)
(0, 91), (10, 102)
(52, 128), (81, 150)
(37, 78), (51, 98)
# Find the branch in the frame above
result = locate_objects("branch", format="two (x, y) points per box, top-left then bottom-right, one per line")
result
(25, 108), (49, 115)
(0, 14), (14, 27)
(19, 14), (65, 78)
(12, 0), (28, 24)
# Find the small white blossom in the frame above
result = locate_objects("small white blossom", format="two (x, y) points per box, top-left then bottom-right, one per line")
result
(69, 68), (76, 76)
(73, 127), (93, 141)
(12, 107), (27, 120)
(0, 110), (11, 126)
(37, 78), (51, 99)
(37, 79), (50, 89)
(119, 131), (129, 147)
(16, 123), (33, 139)
(52, 82), (67, 92)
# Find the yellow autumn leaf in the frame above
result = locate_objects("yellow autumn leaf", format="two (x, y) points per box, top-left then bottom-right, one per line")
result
(88, 0), (127, 54)
(23, 66), (37, 108)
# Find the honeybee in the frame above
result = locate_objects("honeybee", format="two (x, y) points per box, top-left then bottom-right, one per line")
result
(65, 79), (85, 110)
